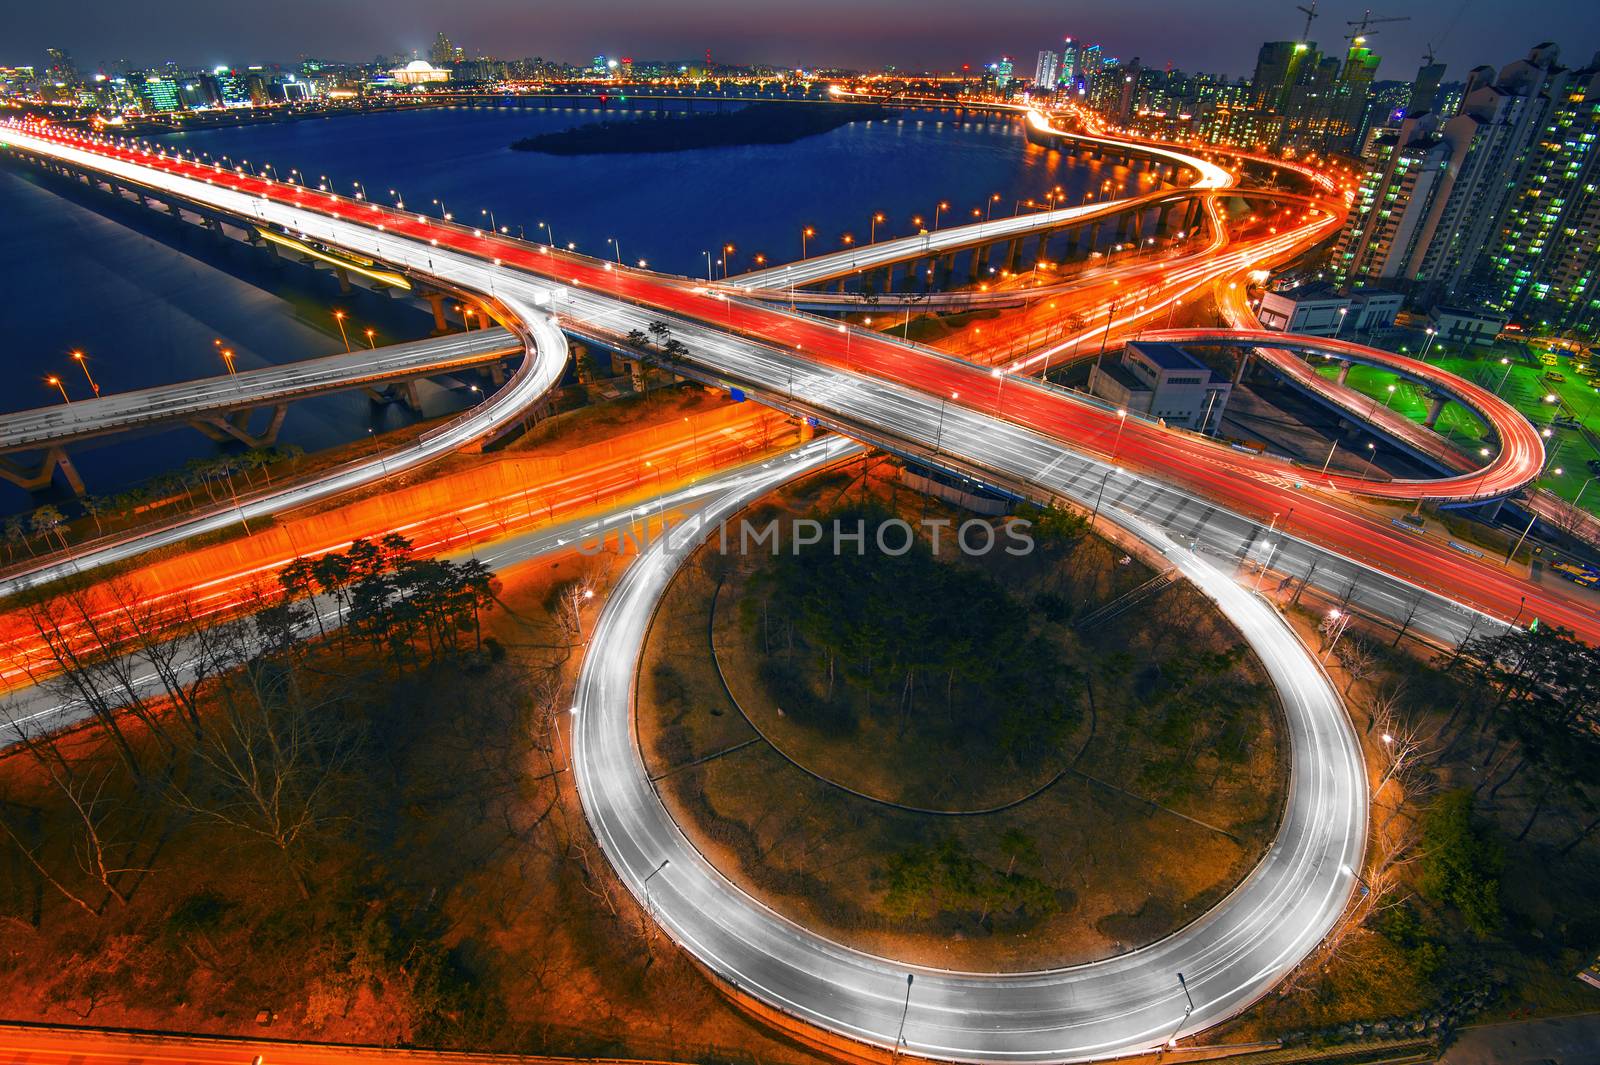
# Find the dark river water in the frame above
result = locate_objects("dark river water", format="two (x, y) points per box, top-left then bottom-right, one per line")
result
(1, 103), (1141, 509)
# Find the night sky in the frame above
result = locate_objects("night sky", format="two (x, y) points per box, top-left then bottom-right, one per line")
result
(9, 0), (1600, 82)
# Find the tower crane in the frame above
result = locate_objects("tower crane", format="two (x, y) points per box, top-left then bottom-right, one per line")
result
(1345, 9), (1411, 42)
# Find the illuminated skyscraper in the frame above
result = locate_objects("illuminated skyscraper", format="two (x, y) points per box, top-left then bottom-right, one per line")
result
(1035, 50), (1059, 90)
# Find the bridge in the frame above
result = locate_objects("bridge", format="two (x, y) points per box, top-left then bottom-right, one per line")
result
(0, 327), (522, 493)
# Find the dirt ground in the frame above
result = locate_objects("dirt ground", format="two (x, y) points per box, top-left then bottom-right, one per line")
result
(637, 456), (1288, 971)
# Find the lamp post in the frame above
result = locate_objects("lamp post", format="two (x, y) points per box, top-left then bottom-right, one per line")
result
(870, 211), (885, 243)
(1320, 438), (1339, 475)
(220, 348), (237, 376)
(538, 221), (555, 247)
(606, 237), (623, 263)
(69, 351), (99, 397)
(893, 974), (915, 1062)
(1335, 305), (1348, 337)
(1360, 441), (1378, 479)
(800, 225), (814, 259)
(432, 197), (449, 219)
(1575, 475), (1598, 509)
(1111, 407), (1128, 463)
(45, 376), (71, 404)
(482, 207), (497, 232)
(1420, 327), (1437, 360)
(365, 328), (377, 350)
(1095, 300), (1119, 371)
(1165, 972), (1196, 1049)
(332, 310), (351, 352)
(934, 391), (959, 455)
(1494, 357), (1514, 395)
(934, 200), (949, 230)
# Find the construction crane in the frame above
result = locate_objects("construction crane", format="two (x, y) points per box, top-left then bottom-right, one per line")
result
(1345, 9), (1411, 42)
(1422, 42), (1438, 66)
(1296, 0), (1320, 42)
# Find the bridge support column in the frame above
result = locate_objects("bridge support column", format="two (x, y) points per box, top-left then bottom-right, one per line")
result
(968, 245), (987, 283)
(798, 416), (815, 442)
(365, 382), (423, 413)
(1424, 392), (1449, 429)
(1233, 350), (1253, 385)
(421, 291), (450, 335)
(1034, 230), (1051, 265)
(334, 265), (353, 294)
(1335, 361), (1352, 386)
(0, 447), (85, 496)
(1006, 237), (1024, 273)
(189, 405), (289, 448)
(936, 253), (955, 287)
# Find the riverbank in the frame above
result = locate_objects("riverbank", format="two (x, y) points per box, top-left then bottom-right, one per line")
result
(511, 102), (890, 155)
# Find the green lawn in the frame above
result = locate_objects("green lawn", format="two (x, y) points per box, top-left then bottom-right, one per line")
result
(1313, 342), (1600, 517)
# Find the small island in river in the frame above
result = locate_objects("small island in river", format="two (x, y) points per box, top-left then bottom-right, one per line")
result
(510, 101), (890, 155)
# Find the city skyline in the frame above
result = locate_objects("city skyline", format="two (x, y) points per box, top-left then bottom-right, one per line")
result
(9, 0), (1600, 81)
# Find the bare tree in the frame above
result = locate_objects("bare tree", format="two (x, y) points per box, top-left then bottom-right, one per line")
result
(1336, 636), (1379, 696)
(166, 633), (360, 900)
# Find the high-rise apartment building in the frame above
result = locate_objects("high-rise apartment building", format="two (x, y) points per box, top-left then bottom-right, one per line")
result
(1328, 44), (1600, 334)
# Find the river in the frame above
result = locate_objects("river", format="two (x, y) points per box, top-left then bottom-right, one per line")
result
(0, 102), (1141, 509)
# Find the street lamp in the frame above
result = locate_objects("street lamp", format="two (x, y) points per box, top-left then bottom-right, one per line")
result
(1335, 306), (1349, 337)
(69, 350), (99, 397)
(333, 310), (351, 352)
(538, 221), (555, 247)
(1575, 475), (1598, 508)
(870, 211), (886, 243)
(220, 348), (237, 376)
(800, 225), (815, 259)
(364, 328), (377, 350)
(1360, 441), (1378, 479)
(934, 200), (949, 230)
(45, 375), (71, 404)
(606, 236), (623, 264)
(1167, 973), (1196, 1048)
(1111, 407), (1129, 463)
(482, 207), (497, 231)
(432, 197), (449, 219)
(934, 391), (960, 455)
(1420, 327), (1437, 360)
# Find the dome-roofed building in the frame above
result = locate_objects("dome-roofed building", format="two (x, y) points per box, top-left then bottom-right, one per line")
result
(390, 59), (450, 85)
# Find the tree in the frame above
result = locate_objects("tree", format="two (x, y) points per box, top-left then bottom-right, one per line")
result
(1418, 789), (1502, 935)
(166, 646), (361, 900)
(30, 505), (68, 552)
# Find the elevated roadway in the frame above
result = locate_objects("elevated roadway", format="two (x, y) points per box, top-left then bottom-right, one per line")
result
(0, 327), (520, 453)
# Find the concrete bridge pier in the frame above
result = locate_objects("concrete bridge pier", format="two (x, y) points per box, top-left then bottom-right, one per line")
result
(1006, 237), (1024, 273)
(1335, 361), (1353, 386)
(1233, 350), (1254, 385)
(935, 253), (956, 287)
(968, 245), (988, 283)
(365, 381), (423, 413)
(0, 447), (86, 496)
(188, 405), (289, 449)
(1034, 230), (1051, 265)
(420, 291), (451, 335)
(1424, 391), (1450, 429)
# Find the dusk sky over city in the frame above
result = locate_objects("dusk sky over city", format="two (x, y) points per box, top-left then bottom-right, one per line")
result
(10, 0), (1600, 77)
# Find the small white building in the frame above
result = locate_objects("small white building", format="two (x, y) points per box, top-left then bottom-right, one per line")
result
(1088, 341), (1231, 433)
(1257, 282), (1352, 336)
(1348, 287), (1404, 333)
(1428, 305), (1507, 347)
